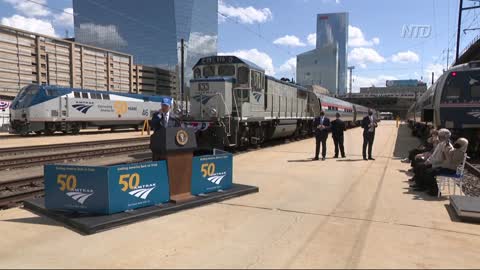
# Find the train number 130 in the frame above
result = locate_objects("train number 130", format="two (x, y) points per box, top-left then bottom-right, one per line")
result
(201, 163), (215, 177)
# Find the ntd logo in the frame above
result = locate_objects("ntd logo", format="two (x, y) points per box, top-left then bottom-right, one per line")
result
(119, 173), (156, 200)
(401, 24), (432, 39)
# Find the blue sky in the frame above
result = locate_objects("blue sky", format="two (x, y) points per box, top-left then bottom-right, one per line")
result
(0, 0), (478, 92)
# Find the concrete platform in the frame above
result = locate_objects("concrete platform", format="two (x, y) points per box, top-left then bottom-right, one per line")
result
(1, 121), (480, 268)
(24, 184), (259, 235)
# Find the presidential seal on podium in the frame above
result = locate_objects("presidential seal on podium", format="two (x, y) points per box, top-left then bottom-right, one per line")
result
(176, 129), (189, 146)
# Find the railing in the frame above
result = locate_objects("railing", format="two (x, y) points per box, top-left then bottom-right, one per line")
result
(459, 33), (480, 59)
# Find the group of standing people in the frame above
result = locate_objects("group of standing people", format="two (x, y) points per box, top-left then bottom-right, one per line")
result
(313, 109), (378, 161)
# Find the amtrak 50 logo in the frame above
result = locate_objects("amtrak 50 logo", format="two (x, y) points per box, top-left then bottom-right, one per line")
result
(119, 173), (156, 200)
(201, 163), (227, 185)
(57, 174), (94, 205)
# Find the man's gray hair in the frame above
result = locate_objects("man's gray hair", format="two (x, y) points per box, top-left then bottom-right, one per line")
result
(438, 128), (451, 140)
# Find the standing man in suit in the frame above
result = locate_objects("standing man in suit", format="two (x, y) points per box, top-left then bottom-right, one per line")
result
(313, 111), (331, 161)
(151, 97), (181, 131)
(331, 112), (346, 158)
(362, 109), (378, 160)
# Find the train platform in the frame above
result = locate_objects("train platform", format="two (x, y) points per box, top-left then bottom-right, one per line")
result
(1, 121), (479, 268)
(0, 130), (149, 149)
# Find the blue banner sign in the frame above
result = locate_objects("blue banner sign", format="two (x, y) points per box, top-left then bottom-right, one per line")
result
(191, 153), (233, 195)
(44, 161), (170, 214)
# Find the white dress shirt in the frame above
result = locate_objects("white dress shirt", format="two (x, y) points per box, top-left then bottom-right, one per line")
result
(161, 111), (170, 126)
(368, 116), (375, 132)
(427, 141), (453, 168)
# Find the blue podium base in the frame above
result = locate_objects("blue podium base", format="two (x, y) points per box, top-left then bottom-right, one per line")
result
(23, 184), (259, 235)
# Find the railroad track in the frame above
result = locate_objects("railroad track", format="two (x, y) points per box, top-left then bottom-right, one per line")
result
(0, 137), (148, 156)
(0, 138), (149, 170)
(466, 162), (480, 178)
(0, 160), (150, 209)
(0, 176), (44, 209)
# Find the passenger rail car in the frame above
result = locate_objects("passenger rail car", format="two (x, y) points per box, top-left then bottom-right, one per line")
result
(10, 85), (169, 135)
(187, 55), (376, 149)
(407, 61), (480, 148)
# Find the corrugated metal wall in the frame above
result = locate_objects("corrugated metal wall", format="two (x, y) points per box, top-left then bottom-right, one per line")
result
(0, 25), (177, 99)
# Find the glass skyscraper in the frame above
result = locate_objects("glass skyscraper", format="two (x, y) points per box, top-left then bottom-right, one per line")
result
(297, 13), (348, 96)
(73, 0), (218, 82)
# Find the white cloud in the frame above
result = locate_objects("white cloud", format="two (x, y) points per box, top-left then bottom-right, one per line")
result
(54, 8), (74, 27)
(351, 74), (397, 93)
(424, 63), (445, 84)
(76, 23), (127, 48)
(273, 35), (305, 47)
(391, 50), (420, 64)
(3, 0), (50, 17)
(307, 33), (316, 46)
(219, 0), (272, 24)
(1, 14), (56, 36)
(348, 47), (386, 68)
(219, 49), (275, 76)
(188, 32), (217, 56)
(348, 25), (379, 47)
(278, 57), (296, 75)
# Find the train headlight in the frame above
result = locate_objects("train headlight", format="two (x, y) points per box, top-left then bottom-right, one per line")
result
(209, 108), (218, 117)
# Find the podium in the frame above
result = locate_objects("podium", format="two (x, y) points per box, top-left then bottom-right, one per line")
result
(150, 127), (197, 203)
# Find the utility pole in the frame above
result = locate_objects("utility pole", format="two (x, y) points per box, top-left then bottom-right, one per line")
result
(180, 38), (185, 112)
(348, 66), (355, 97)
(456, 0), (464, 64)
(431, 72), (435, 85)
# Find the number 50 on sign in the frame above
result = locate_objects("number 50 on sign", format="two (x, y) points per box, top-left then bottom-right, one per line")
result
(201, 163), (215, 177)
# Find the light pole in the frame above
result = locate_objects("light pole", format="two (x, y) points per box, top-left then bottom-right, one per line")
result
(348, 66), (355, 97)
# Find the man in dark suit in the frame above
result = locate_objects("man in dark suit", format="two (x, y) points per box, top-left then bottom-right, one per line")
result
(331, 112), (346, 158)
(362, 109), (378, 160)
(151, 97), (181, 131)
(313, 111), (330, 161)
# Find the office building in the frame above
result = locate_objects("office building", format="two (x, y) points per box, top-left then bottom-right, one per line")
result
(73, 0), (218, 90)
(297, 13), (348, 95)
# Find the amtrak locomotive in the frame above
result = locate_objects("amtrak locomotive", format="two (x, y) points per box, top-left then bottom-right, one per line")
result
(187, 55), (376, 149)
(10, 84), (169, 135)
(407, 61), (480, 148)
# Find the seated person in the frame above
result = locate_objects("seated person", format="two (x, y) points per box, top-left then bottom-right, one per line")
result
(404, 129), (438, 166)
(410, 131), (440, 168)
(410, 129), (452, 190)
(423, 138), (469, 196)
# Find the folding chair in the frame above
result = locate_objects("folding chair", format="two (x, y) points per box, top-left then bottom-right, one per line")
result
(436, 154), (468, 198)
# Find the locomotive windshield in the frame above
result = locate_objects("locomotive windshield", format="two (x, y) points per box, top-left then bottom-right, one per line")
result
(442, 70), (480, 101)
(238, 67), (249, 84)
(203, 66), (215, 78)
(11, 85), (39, 109)
(218, 65), (235, 76)
(194, 68), (201, 79)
